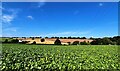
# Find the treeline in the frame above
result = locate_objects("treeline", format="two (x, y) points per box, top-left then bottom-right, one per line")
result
(54, 36), (120, 45)
(47, 36), (87, 39)
(2, 36), (87, 39)
(1, 36), (120, 45)
(90, 36), (120, 45)
(2, 39), (19, 43)
(2, 39), (29, 44)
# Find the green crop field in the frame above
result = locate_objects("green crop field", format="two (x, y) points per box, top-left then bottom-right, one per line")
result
(1, 44), (120, 70)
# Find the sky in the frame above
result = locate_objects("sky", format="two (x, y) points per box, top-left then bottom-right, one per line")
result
(2, 2), (118, 38)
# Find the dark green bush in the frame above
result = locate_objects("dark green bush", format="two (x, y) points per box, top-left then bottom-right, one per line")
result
(80, 41), (90, 45)
(54, 38), (61, 45)
(32, 41), (36, 44)
(72, 41), (79, 45)
(41, 38), (45, 42)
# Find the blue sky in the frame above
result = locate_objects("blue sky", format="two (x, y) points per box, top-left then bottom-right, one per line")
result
(2, 2), (118, 38)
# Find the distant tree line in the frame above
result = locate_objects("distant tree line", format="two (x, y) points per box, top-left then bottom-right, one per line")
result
(3, 39), (19, 43)
(2, 39), (29, 44)
(90, 36), (120, 45)
(51, 36), (86, 39)
(2, 36), (87, 39)
(72, 41), (90, 45)
(2, 36), (120, 45)
(54, 36), (120, 45)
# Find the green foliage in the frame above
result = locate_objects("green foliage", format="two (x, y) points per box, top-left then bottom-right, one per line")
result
(1, 44), (120, 70)
(72, 41), (79, 45)
(2, 39), (19, 43)
(54, 38), (61, 45)
(90, 36), (120, 45)
(80, 37), (86, 39)
(101, 37), (113, 45)
(117, 38), (120, 45)
(67, 42), (71, 45)
(90, 38), (111, 45)
(32, 37), (34, 40)
(68, 36), (71, 39)
(4, 39), (8, 43)
(32, 41), (36, 44)
(2, 38), (13, 43)
(80, 41), (90, 45)
(45, 37), (48, 38)
(41, 38), (45, 42)
(11, 39), (19, 43)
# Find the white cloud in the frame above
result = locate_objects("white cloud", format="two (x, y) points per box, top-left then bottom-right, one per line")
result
(99, 3), (103, 6)
(2, 8), (21, 37)
(2, 14), (15, 24)
(27, 15), (33, 20)
(2, 8), (20, 24)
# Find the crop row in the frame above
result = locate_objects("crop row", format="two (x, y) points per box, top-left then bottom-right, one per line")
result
(1, 44), (120, 70)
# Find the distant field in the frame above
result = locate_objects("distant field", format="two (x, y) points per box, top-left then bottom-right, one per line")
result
(0, 38), (14, 42)
(1, 44), (120, 70)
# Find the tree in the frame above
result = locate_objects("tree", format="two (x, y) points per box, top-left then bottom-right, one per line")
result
(101, 37), (113, 45)
(60, 37), (63, 39)
(67, 42), (71, 45)
(22, 37), (26, 39)
(39, 37), (42, 38)
(51, 37), (55, 38)
(45, 37), (48, 38)
(80, 41), (90, 45)
(63, 37), (67, 39)
(90, 38), (113, 45)
(55, 37), (59, 39)
(11, 39), (19, 43)
(90, 38), (102, 45)
(112, 36), (120, 45)
(41, 38), (45, 42)
(90, 37), (94, 40)
(72, 37), (77, 39)
(90, 40), (97, 45)
(68, 36), (71, 39)
(32, 37), (34, 40)
(111, 41), (117, 45)
(32, 41), (36, 44)
(4, 39), (8, 43)
(77, 37), (80, 39)
(117, 38), (120, 45)
(54, 38), (61, 45)
(72, 41), (79, 45)
(81, 37), (86, 39)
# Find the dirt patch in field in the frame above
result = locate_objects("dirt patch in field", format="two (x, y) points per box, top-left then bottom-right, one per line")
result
(19, 38), (93, 44)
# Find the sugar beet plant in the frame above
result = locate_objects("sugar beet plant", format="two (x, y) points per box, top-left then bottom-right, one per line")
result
(1, 44), (120, 70)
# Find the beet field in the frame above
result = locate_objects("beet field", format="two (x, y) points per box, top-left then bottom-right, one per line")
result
(1, 44), (120, 70)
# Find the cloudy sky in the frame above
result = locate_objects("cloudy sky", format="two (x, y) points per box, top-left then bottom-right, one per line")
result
(2, 2), (118, 38)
